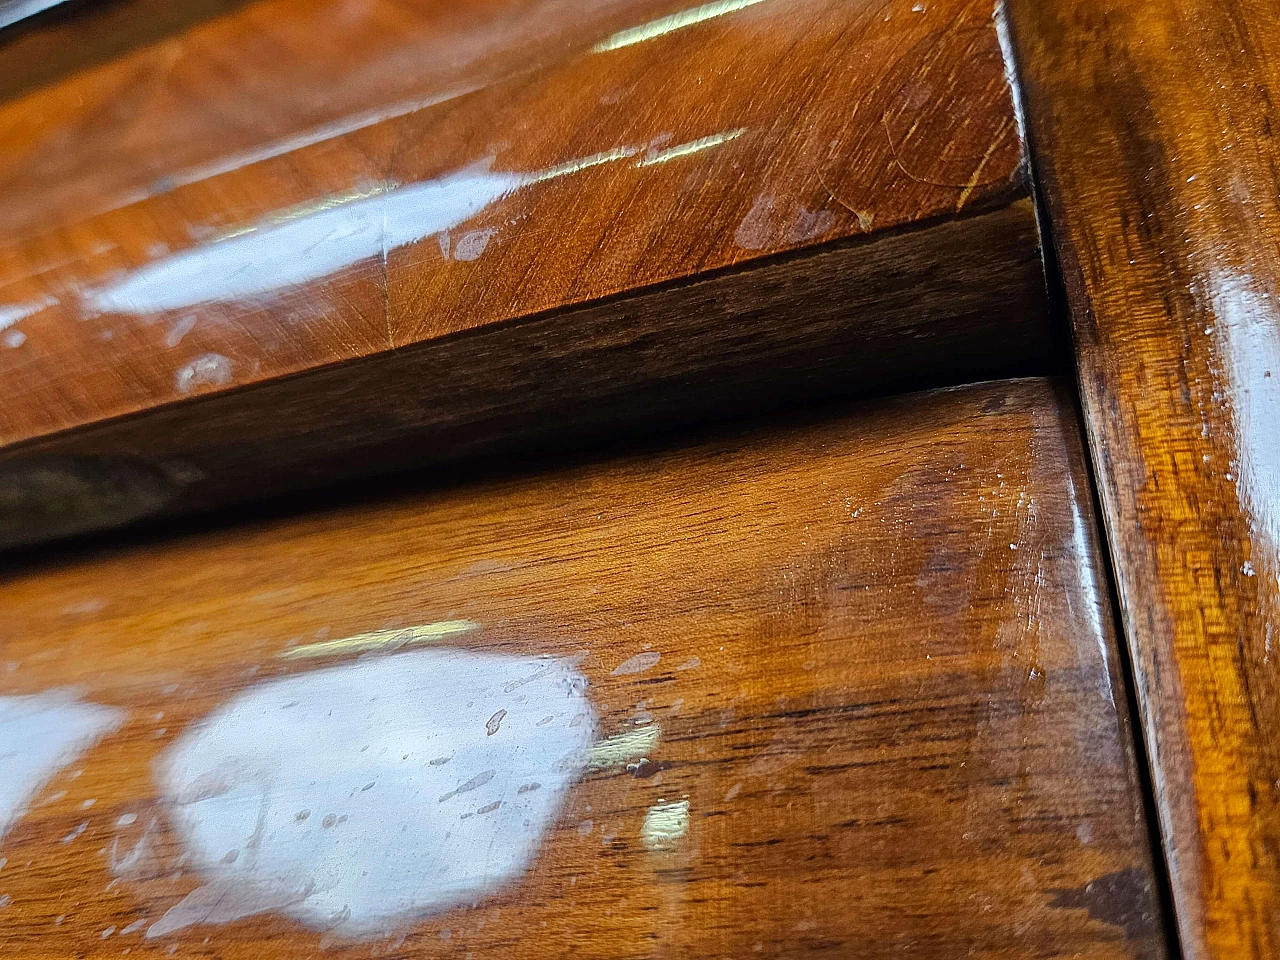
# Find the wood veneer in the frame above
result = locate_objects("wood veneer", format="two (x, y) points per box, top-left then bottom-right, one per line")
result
(1005, 2), (1280, 957)
(0, 379), (1162, 958)
(0, 0), (1051, 547)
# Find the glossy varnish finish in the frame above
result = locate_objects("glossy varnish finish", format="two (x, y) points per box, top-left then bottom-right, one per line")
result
(1006, 3), (1280, 958)
(0, 380), (1162, 957)
(0, 0), (68, 32)
(0, 0), (1050, 545)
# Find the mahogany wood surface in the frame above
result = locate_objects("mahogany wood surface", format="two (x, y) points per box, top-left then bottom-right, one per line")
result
(0, 0), (253, 102)
(1005, 3), (1280, 958)
(0, 379), (1163, 958)
(0, 0), (1052, 546)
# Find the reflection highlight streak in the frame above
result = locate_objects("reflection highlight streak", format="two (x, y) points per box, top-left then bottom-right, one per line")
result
(592, 0), (771, 52)
(638, 128), (745, 166)
(153, 649), (596, 937)
(86, 132), (744, 317)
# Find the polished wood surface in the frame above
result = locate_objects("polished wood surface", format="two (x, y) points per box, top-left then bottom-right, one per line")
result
(1006, 3), (1280, 958)
(0, 0), (1051, 546)
(0, 379), (1162, 957)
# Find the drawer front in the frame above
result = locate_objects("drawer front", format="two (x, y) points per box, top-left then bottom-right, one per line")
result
(0, 0), (1049, 549)
(0, 379), (1163, 958)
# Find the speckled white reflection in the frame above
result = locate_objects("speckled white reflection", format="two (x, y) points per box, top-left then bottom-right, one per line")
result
(0, 692), (123, 841)
(150, 649), (596, 939)
(1209, 269), (1280, 583)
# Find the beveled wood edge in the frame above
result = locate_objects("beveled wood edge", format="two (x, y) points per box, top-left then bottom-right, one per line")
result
(0, 199), (1053, 552)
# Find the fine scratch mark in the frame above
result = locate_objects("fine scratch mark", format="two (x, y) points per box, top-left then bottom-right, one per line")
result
(881, 107), (1012, 197)
(815, 167), (873, 231)
(277, 621), (478, 660)
(28, 83), (484, 241)
(955, 116), (1014, 209)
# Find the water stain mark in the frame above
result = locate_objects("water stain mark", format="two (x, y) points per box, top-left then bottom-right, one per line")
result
(438, 769), (496, 804)
(1048, 868), (1159, 940)
(174, 353), (232, 394)
(627, 759), (671, 779)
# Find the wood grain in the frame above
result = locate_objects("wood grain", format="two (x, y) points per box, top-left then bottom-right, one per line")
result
(1004, 3), (1280, 958)
(0, 379), (1163, 958)
(0, 0), (1051, 545)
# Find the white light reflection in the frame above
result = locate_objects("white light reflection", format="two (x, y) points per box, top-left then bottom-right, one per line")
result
(87, 149), (641, 316)
(150, 649), (595, 938)
(86, 131), (742, 317)
(1209, 270), (1280, 584)
(638, 128), (744, 166)
(592, 0), (770, 52)
(0, 692), (124, 842)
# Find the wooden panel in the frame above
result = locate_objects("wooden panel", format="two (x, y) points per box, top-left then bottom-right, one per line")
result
(0, 379), (1162, 958)
(0, 0), (1051, 546)
(1004, 3), (1280, 958)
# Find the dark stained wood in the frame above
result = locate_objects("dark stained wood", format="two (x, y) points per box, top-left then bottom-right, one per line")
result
(1004, 3), (1280, 958)
(0, 379), (1163, 958)
(0, 0), (1052, 546)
